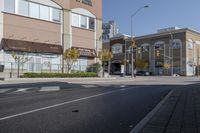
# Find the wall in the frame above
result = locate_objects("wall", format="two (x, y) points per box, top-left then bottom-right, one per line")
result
(3, 13), (61, 45)
(186, 31), (200, 76)
(0, 0), (4, 62)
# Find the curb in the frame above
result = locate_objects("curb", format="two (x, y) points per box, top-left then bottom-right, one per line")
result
(130, 89), (175, 133)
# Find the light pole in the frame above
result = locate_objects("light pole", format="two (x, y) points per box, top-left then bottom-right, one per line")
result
(131, 5), (149, 78)
(167, 30), (174, 76)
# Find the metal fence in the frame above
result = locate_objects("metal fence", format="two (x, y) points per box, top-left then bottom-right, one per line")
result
(0, 62), (99, 78)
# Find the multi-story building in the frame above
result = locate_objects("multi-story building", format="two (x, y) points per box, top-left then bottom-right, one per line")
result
(102, 20), (118, 41)
(104, 27), (200, 76)
(0, 0), (102, 76)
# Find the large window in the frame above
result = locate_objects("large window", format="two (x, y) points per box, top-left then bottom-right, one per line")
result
(72, 13), (95, 30)
(80, 16), (87, 28)
(89, 17), (95, 30)
(52, 8), (61, 22)
(72, 13), (80, 27)
(4, 0), (15, 13)
(112, 44), (122, 54)
(18, 0), (29, 16)
(29, 3), (39, 18)
(40, 5), (49, 20)
(4, 0), (61, 23)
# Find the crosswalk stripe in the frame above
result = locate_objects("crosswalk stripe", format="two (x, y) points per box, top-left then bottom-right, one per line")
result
(0, 89), (11, 94)
(82, 85), (96, 88)
(40, 86), (60, 92)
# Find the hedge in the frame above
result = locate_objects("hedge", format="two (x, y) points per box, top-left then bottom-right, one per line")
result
(21, 72), (98, 78)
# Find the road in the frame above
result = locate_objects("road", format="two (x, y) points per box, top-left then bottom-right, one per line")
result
(0, 77), (196, 133)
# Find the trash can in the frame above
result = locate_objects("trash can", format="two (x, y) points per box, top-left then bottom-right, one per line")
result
(0, 65), (4, 72)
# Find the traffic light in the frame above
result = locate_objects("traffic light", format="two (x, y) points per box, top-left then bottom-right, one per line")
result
(156, 50), (160, 57)
(131, 39), (136, 49)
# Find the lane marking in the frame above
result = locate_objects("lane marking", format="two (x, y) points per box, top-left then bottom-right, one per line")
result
(40, 86), (60, 92)
(0, 86), (137, 121)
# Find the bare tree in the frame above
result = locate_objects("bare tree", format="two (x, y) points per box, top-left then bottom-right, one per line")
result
(12, 52), (30, 77)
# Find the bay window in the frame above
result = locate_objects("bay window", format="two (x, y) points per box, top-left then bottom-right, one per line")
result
(89, 17), (95, 30)
(72, 13), (95, 30)
(29, 3), (39, 18)
(18, 0), (29, 16)
(52, 8), (61, 22)
(40, 5), (49, 20)
(4, 0), (15, 13)
(80, 16), (87, 28)
(72, 13), (80, 27)
(4, 0), (61, 23)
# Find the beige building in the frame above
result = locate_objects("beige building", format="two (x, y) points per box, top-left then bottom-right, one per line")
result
(0, 0), (102, 76)
(103, 28), (200, 76)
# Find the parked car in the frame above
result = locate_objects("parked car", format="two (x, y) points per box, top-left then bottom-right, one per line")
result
(136, 71), (150, 76)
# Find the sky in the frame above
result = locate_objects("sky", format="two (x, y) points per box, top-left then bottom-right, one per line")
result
(103, 0), (200, 36)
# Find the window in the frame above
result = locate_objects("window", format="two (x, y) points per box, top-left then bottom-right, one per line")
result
(72, 13), (79, 27)
(89, 17), (95, 30)
(29, 3), (39, 18)
(4, 0), (15, 13)
(52, 8), (61, 22)
(82, 0), (92, 6)
(40, 5), (49, 20)
(188, 40), (193, 49)
(18, 0), (29, 16)
(80, 16), (87, 28)
(112, 44), (122, 54)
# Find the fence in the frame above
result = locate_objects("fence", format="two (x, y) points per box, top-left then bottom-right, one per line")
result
(0, 62), (99, 78)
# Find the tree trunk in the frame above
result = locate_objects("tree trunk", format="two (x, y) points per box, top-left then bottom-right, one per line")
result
(17, 61), (20, 78)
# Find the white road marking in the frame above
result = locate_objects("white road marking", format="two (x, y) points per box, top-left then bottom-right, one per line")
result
(15, 88), (31, 92)
(0, 86), (137, 121)
(120, 85), (126, 88)
(8, 88), (32, 94)
(40, 86), (60, 92)
(82, 85), (96, 88)
(0, 89), (11, 93)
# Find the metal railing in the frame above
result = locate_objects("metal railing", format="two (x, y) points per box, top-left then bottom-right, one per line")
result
(0, 62), (99, 78)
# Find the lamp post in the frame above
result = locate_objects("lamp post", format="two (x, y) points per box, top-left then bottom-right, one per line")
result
(131, 5), (149, 78)
(167, 30), (174, 76)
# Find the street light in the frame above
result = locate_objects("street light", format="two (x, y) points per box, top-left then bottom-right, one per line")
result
(131, 5), (149, 78)
(167, 30), (174, 76)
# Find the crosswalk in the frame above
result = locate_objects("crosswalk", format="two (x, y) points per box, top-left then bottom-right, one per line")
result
(0, 86), (61, 95)
(0, 84), (127, 95)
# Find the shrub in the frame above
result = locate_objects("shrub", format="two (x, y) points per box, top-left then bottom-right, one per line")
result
(21, 72), (98, 78)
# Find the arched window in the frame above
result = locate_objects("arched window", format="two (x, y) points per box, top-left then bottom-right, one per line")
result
(112, 43), (123, 54)
(188, 39), (194, 49)
(172, 39), (182, 49)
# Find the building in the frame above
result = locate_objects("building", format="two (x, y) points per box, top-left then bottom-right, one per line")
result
(102, 20), (119, 41)
(0, 0), (102, 77)
(103, 27), (200, 76)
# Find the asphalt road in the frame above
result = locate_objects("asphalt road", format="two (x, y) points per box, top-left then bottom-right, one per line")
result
(0, 80), (179, 133)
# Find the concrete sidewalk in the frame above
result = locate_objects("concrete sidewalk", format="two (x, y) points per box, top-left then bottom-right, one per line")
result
(132, 84), (200, 133)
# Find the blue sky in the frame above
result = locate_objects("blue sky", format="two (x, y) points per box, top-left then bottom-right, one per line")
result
(103, 0), (200, 36)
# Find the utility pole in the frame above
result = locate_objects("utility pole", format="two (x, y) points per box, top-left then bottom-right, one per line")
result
(198, 47), (200, 76)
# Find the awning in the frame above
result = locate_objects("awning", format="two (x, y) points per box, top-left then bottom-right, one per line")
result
(72, 47), (96, 58)
(1, 38), (63, 54)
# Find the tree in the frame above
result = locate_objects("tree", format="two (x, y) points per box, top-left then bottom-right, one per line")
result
(12, 52), (30, 77)
(98, 49), (113, 76)
(63, 48), (80, 73)
(135, 58), (148, 70)
(164, 63), (171, 75)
